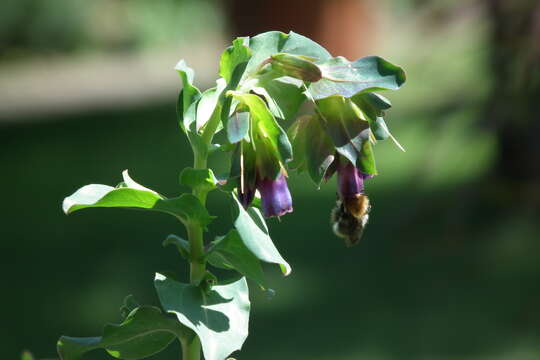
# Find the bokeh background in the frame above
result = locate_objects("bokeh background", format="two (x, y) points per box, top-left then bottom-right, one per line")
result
(2, 0), (540, 359)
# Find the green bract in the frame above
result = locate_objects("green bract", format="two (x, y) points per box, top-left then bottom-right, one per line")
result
(58, 30), (406, 360)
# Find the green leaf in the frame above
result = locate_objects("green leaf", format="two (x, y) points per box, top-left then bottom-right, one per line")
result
(351, 93), (405, 150)
(196, 79), (227, 132)
(57, 306), (186, 360)
(245, 31), (331, 78)
(251, 77), (306, 121)
(228, 92), (292, 165)
(317, 96), (369, 165)
(357, 137), (377, 175)
(163, 234), (190, 260)
(269, 53), (322, 82)
(220, 37), (252, 83)
(179, 167), (217, 193)
(207, 230), (266, 288)
(154, 274), (250, 360)
(308, 56), (406, 100)
(227, 112), (250, 144)
(63, 170), (214, 227)
(231, 194), (291, 275)
(220, 60), (250, 137)
(371, 117), (390, 140)
(304, 115), (336, 186)
(175, 60), (202, 132)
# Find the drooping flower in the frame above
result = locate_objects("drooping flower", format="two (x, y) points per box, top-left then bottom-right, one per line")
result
(256, 172), (293, 218)
(337, 160), (366, 199)
(334, 156), (372, 219)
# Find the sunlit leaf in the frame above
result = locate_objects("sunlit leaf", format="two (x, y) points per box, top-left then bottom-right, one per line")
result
(154, 274), (250, 360)
(227, 112), (250, 144)
(244, 31), (331, 78)
(63, 170), (214, 227)
(231, 194), (291, 275)
(196, 79), (227, 132)
(175, 60), (202, 132)
(308, 56), (406, 100)
(220, 37), (252, 83)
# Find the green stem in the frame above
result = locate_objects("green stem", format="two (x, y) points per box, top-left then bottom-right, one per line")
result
(183, 138), (210, 360)
(182, 335), (201, 360)
(187, 222), (205, 284)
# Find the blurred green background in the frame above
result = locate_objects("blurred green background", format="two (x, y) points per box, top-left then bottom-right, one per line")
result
(2, 0), (540, 359)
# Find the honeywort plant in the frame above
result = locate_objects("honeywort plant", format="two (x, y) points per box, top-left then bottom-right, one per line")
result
(57, 31), (406, 360)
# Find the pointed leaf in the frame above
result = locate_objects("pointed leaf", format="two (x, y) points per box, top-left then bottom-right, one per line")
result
(351, 93), (404, 150)
(57, 306), (186, 360)
(220, 60), (250, 136)
(357, 137), (377, 175)
(154, 274), (250, 360)
(371, 117), (391, 140)
(231, 194), (291, 275)
(308, 56), (406, 100)
(207, 230), (266, 288)
(175, 60), (201, 131)
(220, 37), (252, 83)
(196, 79), (227, 132)
(63, 171), (214, 227)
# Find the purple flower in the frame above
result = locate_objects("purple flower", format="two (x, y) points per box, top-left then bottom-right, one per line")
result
(257, 173), (293, 218)
(337, 161), (366, 199)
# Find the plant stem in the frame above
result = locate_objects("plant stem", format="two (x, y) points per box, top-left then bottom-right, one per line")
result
(187, 222), (205, 284)
(183, 141), (210, 360)
(182, 335), (202, 360)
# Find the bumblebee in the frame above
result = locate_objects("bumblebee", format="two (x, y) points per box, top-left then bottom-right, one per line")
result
(330, 194), (371, 247)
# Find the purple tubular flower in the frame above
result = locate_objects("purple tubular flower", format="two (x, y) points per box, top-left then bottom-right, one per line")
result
(337, 161), (369, 199)
(257, 173), (293, 218)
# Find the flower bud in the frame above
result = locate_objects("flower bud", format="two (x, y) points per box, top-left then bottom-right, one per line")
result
(270, 53), (322, 82)
(257, 173), (293, 218)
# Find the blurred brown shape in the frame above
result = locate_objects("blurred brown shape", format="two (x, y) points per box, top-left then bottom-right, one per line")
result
(485, 0), (540, 206)
(227, 0), (376, 59)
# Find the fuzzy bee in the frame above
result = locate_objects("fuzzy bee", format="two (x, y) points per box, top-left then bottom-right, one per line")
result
(330, 194), (371, 247)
